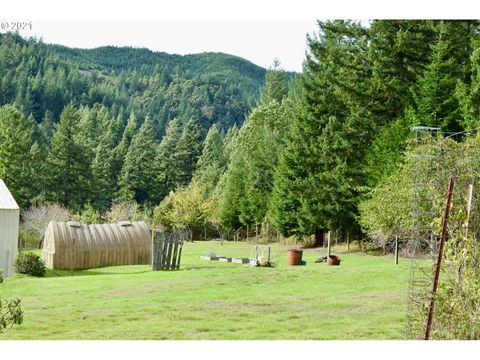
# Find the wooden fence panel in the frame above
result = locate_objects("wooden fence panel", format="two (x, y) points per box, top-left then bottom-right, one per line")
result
(152, 230), (186, 270)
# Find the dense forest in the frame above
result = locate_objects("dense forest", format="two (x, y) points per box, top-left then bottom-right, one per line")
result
(0, 31), (268, 136)
(2, 20), (480, 246)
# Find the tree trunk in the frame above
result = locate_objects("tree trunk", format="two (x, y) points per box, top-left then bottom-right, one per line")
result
(313, 228), (324, 247)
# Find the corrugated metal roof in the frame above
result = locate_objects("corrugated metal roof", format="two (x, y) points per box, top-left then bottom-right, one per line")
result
(0, 179), (20, 210)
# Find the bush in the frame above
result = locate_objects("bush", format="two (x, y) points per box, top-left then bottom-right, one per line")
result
(14, 252), (46, 277)
(21, 203), (73, 248)
(105, 201), (148, 223)
(0, 267), (23, 332)
(74, 203), (103, 224)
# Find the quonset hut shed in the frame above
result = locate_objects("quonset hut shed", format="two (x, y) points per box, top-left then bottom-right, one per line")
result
(0, 179), (19, 278)
(42, 220), (152, 269)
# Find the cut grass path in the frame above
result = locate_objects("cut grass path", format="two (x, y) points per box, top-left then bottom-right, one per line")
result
(1, 241), (412, 340)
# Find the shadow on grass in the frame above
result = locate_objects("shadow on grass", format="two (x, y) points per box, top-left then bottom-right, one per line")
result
(44, 265), (242, 277)
(183, 265), (239, 270)
(45, 268), (151, 278)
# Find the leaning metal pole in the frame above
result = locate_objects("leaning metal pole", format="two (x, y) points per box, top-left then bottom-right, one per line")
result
(424, 176), (455, 340)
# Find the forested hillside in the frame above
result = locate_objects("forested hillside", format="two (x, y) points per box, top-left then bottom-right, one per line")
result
(0, 31), (271, 213)
(2, 20), (480, 248)
(0, 32), (267, 136)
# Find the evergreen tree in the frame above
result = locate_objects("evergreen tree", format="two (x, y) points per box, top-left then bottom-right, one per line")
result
(76, 105), (109, 151)
(456, 38), (480, 130)
(219, 102), (285, 229)
(195, 124), (226, 189)
(368, 20), (436, 124)
(156, 118), (183, 198)
(91, 120), (121, 210)
(177, 116), (203, 186)
(410, 23), (463, 132)
(218, 155), (247, 230)
(0, 104), (36, 207)
(37, 110), (56, 144)
(119, 116), (159, 205)
(270, 20), (373, 243)
(363, 116), (412, 189)
(116, 112), (138, 162)
(47, 103), (92, 210)
(222, 124), (239, 162)
(260, 59), (288, 105)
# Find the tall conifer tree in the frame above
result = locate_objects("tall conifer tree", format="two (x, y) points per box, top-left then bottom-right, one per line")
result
(0, 104), (36, 207)
(47, 103), (92, 210)
(119, 116), (159, 205)
(177, 116), (203, 186)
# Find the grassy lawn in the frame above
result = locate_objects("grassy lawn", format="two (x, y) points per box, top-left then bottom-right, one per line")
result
(0, 241), (411, 340)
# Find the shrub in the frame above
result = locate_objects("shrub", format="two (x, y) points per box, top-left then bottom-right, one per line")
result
(14, 252), (46, 277)
(74, 203), (103, 224)
(429, 234), (480, 339)
(21, 203), (73, 248)
(0, 268), (23, 333)
(105, 201), (142, 222)
(0, 297), (23, 333)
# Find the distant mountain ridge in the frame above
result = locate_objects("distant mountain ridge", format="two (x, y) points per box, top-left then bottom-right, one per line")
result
(0, 32), (282, 138)
(48, 44), (267, 78)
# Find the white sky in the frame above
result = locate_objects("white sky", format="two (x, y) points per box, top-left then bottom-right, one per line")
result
(14, 20), (318, 72)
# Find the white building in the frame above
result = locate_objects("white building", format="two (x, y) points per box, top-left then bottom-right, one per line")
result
(0, 179), (19, 277)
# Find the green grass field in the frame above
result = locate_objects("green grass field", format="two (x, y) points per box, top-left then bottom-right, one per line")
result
(1, 241), (412, 340)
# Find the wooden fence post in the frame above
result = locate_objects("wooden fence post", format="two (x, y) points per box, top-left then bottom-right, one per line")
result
(327, 231), (331, 257)
(395, 236), (399, 265)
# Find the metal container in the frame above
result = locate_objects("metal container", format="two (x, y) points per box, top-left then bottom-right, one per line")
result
(287, 249), (303, 265)
(327, 255), (341, 266)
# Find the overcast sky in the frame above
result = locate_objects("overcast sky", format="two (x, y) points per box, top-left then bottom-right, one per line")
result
(13, 20), (319, 72)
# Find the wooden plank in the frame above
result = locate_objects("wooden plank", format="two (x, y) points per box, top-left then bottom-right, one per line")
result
(159, 236), (166, 270)
(176, 243), (183, 270)
(152, 235), (157, 270)
(160, 235), (168, 270)
(151, 230), (156, 270)
(154, 236), (161, 270)
(154, 233), (162, 270)
(152, 232), (156, 270)
(171, 242), (179, 269)
(166, 239), (174, 270)
(163, 236), (171, 269)
(152, 232), (160, 271)
(168, 237), (176, 269)
(395, 236), (399, 265)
